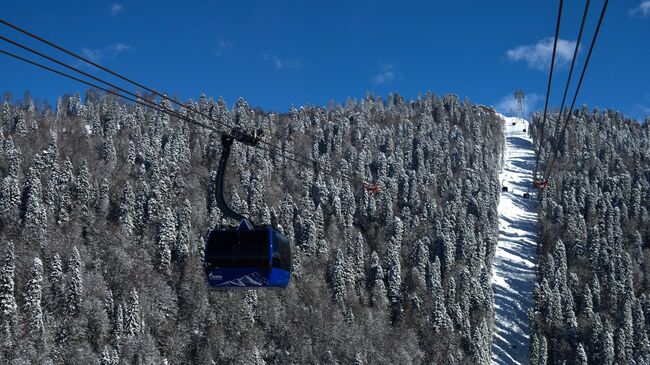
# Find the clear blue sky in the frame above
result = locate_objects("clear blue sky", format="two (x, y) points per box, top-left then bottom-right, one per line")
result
(1, 1), (649, 120)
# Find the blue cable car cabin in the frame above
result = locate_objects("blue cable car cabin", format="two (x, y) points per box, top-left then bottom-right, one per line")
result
(204, 222), (291, 288)
(203, 129), (292, 289)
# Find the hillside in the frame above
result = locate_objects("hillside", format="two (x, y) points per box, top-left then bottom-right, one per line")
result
(492, 116), (539, 365)
(0, 92), (503, 364)
(529, 108), (650, 364)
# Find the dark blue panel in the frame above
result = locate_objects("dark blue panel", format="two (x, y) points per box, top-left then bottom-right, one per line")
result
(269, 268), (291, 287)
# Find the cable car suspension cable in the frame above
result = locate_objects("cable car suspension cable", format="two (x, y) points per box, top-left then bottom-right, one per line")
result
(0, 18), (372, 188)
(540, 0), (590, 186)
(0, 48), (351, 184)
(0, 35), (316, 173)
(543, 0), (609, 182)
(532, 0), (564, 183)
(552, 0), (591, 138)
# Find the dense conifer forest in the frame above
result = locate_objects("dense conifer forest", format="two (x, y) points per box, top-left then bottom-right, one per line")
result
(530, 109), (650, 364)
(0, 91), (503, 364)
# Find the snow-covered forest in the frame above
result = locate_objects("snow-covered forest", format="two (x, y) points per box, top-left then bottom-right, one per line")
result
(529, 109), (650, 364)
(0, 91), (503, 364)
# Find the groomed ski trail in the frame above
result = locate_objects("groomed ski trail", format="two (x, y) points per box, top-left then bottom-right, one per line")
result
(491, 116), (539, 365)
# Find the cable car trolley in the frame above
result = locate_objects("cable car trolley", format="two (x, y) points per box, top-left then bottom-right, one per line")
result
(533, 178), (549, 190)
(204, 128), (292, 289)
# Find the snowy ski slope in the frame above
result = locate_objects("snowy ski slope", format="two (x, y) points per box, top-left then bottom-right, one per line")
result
(491, 115), (539, 365)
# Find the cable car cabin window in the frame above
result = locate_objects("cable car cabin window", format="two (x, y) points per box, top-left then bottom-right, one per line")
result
(206, 230), (269, 269)
(272, 231), (291, 271)
(206, 231), (238, 267)
(238, 230), (271, 269)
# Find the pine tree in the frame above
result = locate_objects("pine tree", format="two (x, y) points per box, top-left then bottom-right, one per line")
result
(575, 343), (588, 365)
(368, 251), (388, 309)
(66, 246), (84, 316)
(1, 100), (10, 128)
(119, 182), (135, 234)
(300, 217), (318, 257)
(530, 333), (540, 365)
(99, 346), (119, 365)
(75, 160), (92, 210)
(23, 164), (48, 238)
(96, 178), (110, 218)
(553, 239), (568, 287)
(24, 257), (44, 344)
(100, 135), (117, 167)
(242, 290), (258, 324)
(601, 321), (615, 365)
(411, 238), (429, 286)
(175, 200), (192, 262)
(440, 220), (456, 275)
(127, 140), (136, 165)
(538, 335), (548, 365)
(125, 288), (141, 339)
(13, 109), (27, 135)
(592, 275), (601, 311)
(158, 208), (175, 272)
(104, 290), (114, 324)
(0, 242), (16, 325)
(429, 258), (452, 332)
(55, 158), (74, 225)
(470, 318), (490, 364)
(67, 92), (83, 116)
(48, 253), (64, 315)
(147, 185), (164, 223)
(615, 327), (628, 365)
(3, 136), (20, 175)
(633, 231), (644, 273)
(112, 303), (124, 348)
(331, 249), (348, 307)
(0, 176), (20, 222)
(352, 232), (367, 294)
(384, 239), (402, 307)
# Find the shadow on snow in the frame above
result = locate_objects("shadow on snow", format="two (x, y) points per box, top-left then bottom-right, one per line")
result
(492, 128), (539, 365)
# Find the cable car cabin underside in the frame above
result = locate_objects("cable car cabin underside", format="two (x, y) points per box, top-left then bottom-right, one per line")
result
(203, 130), (292, 289)
(205, 223), (291, 288)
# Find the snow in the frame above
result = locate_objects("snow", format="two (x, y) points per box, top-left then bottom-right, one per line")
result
(491, 115), (539, 365)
